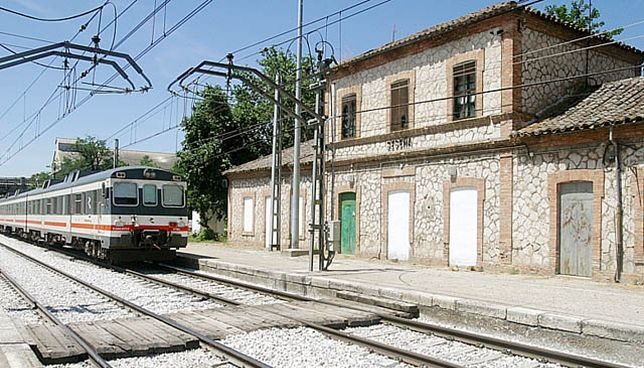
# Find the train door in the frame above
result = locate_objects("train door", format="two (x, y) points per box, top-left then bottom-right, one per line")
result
(97, 186), (106, 238)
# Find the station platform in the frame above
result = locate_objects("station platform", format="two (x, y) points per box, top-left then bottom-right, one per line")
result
(179, 243), (644, 345)
(0, 311), (42, 367)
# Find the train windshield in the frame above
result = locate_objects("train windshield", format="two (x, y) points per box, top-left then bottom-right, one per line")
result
(162, 185), (184, 207)
(113, 182), (138, 206)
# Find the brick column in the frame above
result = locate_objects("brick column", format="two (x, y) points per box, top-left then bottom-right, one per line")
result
(499, 151), (513, 264)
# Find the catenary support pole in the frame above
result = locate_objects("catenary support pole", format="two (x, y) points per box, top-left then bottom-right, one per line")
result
(113, 139), (119, 168)
(269, 73), (281, 251)
(290, 0), (304, 249)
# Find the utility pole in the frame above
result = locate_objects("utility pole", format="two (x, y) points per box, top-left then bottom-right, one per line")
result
(113, 139), (119, 169)
(269, 73), (282, 251)
(290, 0), (304, 249)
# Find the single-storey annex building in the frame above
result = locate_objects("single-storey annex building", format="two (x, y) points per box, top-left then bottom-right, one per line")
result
(225, 2), (643, 283)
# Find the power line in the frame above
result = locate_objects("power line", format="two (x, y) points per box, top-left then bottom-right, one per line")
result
(0, 3), (107, 22)
(0, 0), (214, 167)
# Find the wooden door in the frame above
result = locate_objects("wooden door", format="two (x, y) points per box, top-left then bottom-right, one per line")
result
(340, 193), (356, 255)
(559, 182), (593, 277)
(449, 187), (478, 266)
(387, 191), (410, 261)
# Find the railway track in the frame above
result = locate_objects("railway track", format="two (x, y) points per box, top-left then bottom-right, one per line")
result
(0, 240), (270, 368)
(151, 263), (632, 368)
(0, 235), (634, 368)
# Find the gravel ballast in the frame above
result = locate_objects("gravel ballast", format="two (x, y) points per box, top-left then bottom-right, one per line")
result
(347, 323), (563, 368)
(146, 270), (283, 305)
(0, 235), (222, 315)
(49, 349), (231, 368)
(0, 273), (43, 325)
(0, 246), (133, 324)
(223, 326), (411, 368)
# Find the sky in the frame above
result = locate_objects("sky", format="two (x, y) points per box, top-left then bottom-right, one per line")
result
(0, 0), (642, 177)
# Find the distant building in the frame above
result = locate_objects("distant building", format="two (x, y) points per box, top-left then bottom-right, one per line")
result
(0, 177), (27, 197)
(52, 137), (178, 171)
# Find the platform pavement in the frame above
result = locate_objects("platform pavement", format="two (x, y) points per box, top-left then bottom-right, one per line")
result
(180, 243), (644, 343)
(0, 311), (42, 367)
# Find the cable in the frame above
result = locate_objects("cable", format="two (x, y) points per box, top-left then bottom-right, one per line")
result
(0, 0), (214, 166)
(0, 3), (106, 22)
(225, 0), (381, 60)
(0, 30), (53, 43)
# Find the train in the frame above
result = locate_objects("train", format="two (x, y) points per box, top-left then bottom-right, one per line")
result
(0, 167), (189, 262)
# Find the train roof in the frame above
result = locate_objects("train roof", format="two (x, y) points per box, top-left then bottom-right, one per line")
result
(0, 167), (181, 202)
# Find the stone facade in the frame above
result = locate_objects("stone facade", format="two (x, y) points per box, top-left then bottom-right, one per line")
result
(521, 27), (638, 115)
(226, 5), (643, 282)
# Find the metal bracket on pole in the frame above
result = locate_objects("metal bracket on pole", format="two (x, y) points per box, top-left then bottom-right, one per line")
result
(0, 41), (152, 93)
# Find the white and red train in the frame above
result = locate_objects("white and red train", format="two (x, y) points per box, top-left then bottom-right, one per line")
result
(0, 167), (189, 262)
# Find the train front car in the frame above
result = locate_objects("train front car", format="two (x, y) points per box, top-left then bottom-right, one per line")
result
(101, 167), (189, 262)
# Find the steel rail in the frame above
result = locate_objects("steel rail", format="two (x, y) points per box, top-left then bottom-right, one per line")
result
(44, 249), (463, 367)
(0, 269), (111, 368)
(0, 241), (271, 368)
(158, 263), (631, 368)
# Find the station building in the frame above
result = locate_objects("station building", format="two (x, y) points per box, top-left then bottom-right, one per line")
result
(225, 2), (644, 282)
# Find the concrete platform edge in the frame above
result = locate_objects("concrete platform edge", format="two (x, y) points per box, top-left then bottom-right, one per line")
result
(176, 253), (644, 344)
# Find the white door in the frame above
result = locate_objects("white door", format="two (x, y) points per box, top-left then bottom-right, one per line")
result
(449, 187), (478, 266)
(265, 197), (272, 249)
(387, 191), (410, 261)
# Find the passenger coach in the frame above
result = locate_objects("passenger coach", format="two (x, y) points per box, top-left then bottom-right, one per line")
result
(0, 167), (189, 262)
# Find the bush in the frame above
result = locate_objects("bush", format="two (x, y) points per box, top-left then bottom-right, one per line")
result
(194, 227), (218, 242)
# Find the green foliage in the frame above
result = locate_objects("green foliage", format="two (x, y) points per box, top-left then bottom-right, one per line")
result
(139, 155), (160, 168)
(192, 227), (219, 242)
(231, 47), (317, 157)
(545, 0), (622, 38)
(177, 48), (318, 229)
(177, 86), (244, 229)
(54, 136), (118, 179)
(27, 171), (51, 189)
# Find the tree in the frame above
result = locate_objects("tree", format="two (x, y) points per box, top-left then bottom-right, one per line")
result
(176, 48), (319, 233)
(231, 47), (317, 158)
(54, 136), (116, 178)
(27, 171), (51, 189)
(139, 155), (160, 168)
(545, 0), (622, 37)
(177, 86), (249, 232)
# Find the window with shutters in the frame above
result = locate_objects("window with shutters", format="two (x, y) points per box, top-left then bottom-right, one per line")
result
(341, 94), (357, 139)
(453, 61), (477, 120)
(390, 79), (409, 131)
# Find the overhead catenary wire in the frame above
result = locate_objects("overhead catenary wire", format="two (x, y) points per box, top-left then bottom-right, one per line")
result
(0, 0), (214, 167)
(0, 3), (107, 22)
(120, 62), (642, 154)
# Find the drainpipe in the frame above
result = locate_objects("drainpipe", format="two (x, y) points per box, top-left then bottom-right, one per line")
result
(609, 127), (623, 282)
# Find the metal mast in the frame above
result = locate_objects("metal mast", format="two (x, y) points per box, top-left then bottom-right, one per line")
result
(290, 0), (304, 249)
(269, 74), (283, 251)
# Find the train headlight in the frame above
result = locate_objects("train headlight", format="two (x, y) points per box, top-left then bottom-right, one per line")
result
(178, 220), (186, 227)
(114, 220), (124, 227)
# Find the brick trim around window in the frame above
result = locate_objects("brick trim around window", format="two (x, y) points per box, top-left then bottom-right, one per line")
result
(548, 170), (604, 276)
(240, 191), (256, 237)
(381, 181), (416, 260)
(446, 49), (485, 122)
(335, 85), (362, 141)
(385, 70), (416, 132)
(442, 177), (486, 266)
(335, 184), (361, 253)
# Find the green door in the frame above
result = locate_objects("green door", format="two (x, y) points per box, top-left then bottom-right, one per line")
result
(340, 193), (356, 254)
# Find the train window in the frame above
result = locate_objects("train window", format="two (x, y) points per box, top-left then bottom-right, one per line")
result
(46, 199), (52, 215)
(74, 194), (83, 214)
(162, 185), (184, 207)
(143, 185), (157, 206)
(114, 182), (138, 206)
